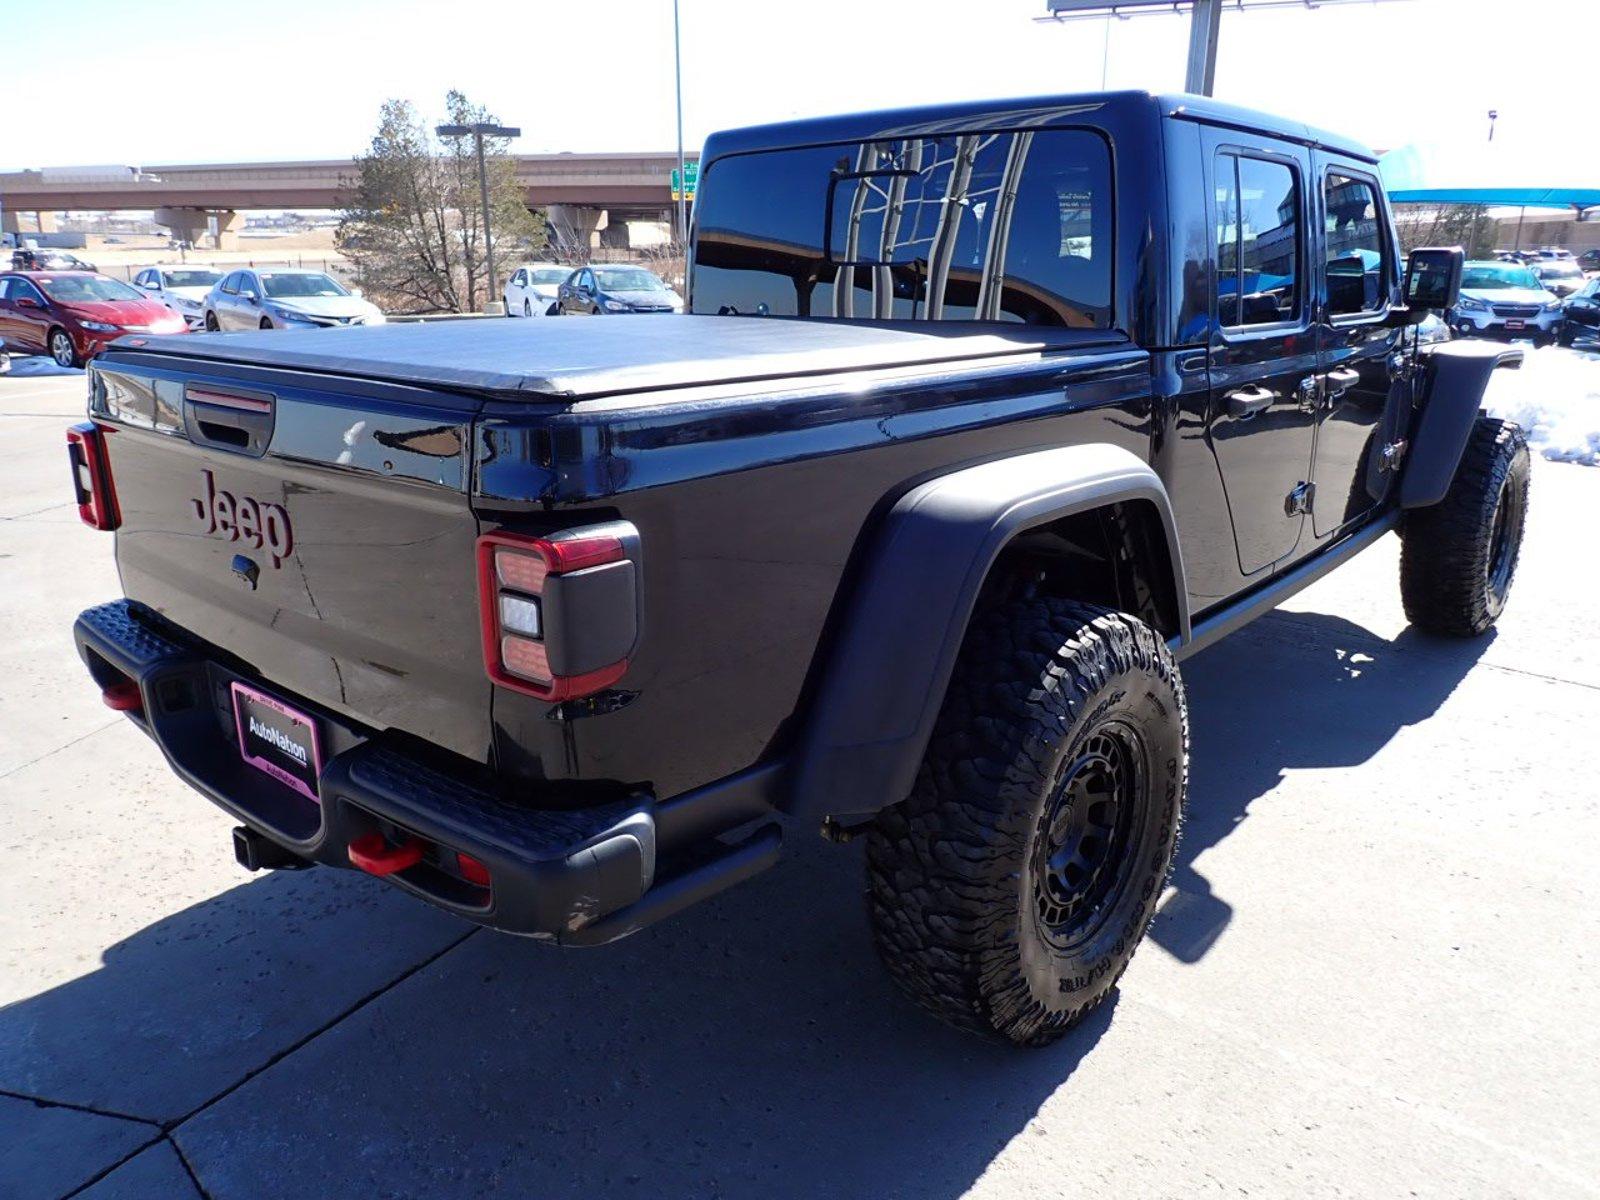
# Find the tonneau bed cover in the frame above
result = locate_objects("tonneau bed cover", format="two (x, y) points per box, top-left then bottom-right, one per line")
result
(112, 314), (1118, 402)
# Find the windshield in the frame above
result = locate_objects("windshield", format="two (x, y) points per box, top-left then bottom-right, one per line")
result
(1536, 263), (1582, 279)
(163, 269), (222, 288)
(260, 272), (348, 298)
(596, 268), (665, 292)
(530, 268), (568, 284)
(37, 275), (143, 303)
(1462, 263), (1542, 291)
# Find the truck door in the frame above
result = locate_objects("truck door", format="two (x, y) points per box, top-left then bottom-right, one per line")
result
(1309, 158), (1405, 537)
(1204, 132), (1319, 576)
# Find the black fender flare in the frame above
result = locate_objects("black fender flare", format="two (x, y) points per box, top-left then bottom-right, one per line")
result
(786, 443), (1189, 824)
(1400, 341), (1523, 509)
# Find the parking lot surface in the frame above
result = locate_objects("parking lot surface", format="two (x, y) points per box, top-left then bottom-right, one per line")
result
(2, 359), (1596, 1199)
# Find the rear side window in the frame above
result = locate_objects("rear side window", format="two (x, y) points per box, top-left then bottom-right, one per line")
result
(1215, 153), (1301, 328)
(693, 128), (1113, 328)
(1324, 172), (1388, 316)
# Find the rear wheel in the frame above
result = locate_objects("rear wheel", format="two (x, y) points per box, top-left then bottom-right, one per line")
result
(1400, 417), (1531, 637)
(867, 599), (1187, 1046)
(49, 328), (80, 369)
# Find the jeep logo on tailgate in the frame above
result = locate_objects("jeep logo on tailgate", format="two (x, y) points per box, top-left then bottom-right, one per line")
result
(191, 469), (293, 568)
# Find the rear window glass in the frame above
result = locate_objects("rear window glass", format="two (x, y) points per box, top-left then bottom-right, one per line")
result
(692, 128), (1112, 328)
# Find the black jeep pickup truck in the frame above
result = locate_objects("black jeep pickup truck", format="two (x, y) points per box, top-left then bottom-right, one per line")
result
(69, 92), (1529, 1045)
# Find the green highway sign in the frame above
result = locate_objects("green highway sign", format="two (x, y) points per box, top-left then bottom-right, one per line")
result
(671, 162), (698, 200)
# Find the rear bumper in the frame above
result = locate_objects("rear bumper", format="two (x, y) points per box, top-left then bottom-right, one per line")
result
(74, 599), (781, 945)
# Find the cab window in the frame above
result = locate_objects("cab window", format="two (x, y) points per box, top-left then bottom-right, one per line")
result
(1324, 172), (1388, 316)
(1215, 153), (1301, 328)
(692, 128), (1113, 327)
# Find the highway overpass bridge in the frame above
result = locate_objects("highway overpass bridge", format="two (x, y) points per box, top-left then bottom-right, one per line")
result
(0, 151), (697, 248)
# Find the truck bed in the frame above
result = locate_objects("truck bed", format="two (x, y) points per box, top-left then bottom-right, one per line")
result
(117, 314), (1116, 402)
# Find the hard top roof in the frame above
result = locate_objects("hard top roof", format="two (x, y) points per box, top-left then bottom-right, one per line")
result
(702, 90), (1377, 165)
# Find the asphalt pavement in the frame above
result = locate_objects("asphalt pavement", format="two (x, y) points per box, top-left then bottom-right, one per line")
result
(2, 356), (1596, 1199)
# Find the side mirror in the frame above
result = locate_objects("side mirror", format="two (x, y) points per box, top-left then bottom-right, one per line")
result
(240, 288), (258, 303)
(1405, 246), (1465, 311)
(350, 286), (363, 298)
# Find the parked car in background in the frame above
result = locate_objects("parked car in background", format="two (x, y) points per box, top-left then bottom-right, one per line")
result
(0, 271), (186, 367)
(203, 268), (385, 331)
(10, 248), (98, 273)
(1448, 260), (1563, 345)
(1531, 259), (1586, 298)
(133, 265), (224, 329)
(556, 264), (682, 314)
(1558, 276), (1600, 345)
(1577, 248), (1600, 274)
(503, 263), (569, 317)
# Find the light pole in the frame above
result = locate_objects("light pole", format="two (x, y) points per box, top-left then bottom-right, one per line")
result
(1487, 109), (1498, 142)
(437, 121), (521, 312)
(673, 0), (687, 246)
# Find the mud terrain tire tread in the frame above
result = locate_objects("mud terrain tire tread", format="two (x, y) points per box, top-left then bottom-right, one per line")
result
(1400, 417), (1530, 637)
(866, 599), (1187, 1046)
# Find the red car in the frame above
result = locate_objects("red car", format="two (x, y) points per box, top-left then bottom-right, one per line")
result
(0, 270), (188, 368)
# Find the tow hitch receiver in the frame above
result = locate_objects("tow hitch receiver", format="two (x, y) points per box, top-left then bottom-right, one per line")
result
(347, 832), (425, 876)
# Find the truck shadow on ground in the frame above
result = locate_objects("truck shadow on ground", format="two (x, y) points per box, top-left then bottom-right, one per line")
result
(1150, 609), (1493, 964)
(1, 607), (1489, 1200)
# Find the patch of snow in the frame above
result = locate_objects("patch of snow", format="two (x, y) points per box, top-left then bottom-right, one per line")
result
(1483, 343), (1600, 467)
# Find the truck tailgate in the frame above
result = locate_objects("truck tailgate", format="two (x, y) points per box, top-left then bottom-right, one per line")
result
(90, 351), (491, 764)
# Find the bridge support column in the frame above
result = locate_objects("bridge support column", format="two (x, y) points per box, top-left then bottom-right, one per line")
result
(154, 207), (243, 249)
(2, 210), (57, 234)
(546, 205), (607, 252)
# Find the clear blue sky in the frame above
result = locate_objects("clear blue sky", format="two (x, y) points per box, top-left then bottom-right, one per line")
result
(0, 0), (1591, 170)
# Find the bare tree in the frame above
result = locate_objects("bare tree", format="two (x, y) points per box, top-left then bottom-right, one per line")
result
(1393, 203), (1499, 258)
(338, 93), (546, 314)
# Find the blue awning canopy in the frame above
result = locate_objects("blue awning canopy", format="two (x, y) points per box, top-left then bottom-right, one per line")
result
(1381, 142), (1600, 211)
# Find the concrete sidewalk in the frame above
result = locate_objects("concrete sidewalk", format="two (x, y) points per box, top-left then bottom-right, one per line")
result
(2, 363), (1595, 1199)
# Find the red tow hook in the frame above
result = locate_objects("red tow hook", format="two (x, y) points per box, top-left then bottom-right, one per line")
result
(347, 832), (424, 876)
(101, 681), (143, 713)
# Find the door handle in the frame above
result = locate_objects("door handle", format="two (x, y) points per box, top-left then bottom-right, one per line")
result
(1224, 385), (1276, 419)
(1324, 367), (1361, 392)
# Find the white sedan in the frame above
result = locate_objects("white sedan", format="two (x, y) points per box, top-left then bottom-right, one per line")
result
(503, 263), (570, 317)
(133, 265), (224, 329)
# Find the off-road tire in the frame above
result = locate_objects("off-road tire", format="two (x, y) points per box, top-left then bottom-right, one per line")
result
(1400, 417), (1530, 637)
(866, 599), (1187, 1047)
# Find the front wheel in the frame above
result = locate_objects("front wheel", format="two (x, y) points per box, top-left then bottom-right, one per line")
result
(259, 317), (273, 330)
(523, 299), (532, 318)
(204, 312), (220, 332)
(49, 328), (81, 369)
(1400, 417), (1531, 637)
(867, 599), (1187, 1046)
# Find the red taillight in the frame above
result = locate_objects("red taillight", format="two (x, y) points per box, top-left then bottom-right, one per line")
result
(66, 422), (119, 531)
(476, 528), (637, 703)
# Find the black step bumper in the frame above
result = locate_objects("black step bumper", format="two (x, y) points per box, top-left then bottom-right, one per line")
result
(73, 600), (781, 945)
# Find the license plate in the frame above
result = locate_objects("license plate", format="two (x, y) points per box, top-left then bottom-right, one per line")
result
(1505, 319), (1525, 330)
(231, 682), (321, 802)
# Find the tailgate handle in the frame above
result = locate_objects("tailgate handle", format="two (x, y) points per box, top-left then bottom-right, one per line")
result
(183, 386), (274, 457)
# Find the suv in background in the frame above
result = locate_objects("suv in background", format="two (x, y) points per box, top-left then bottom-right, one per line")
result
(1531, 258), (1587, 299)
(1449, 259), (1563, 344)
